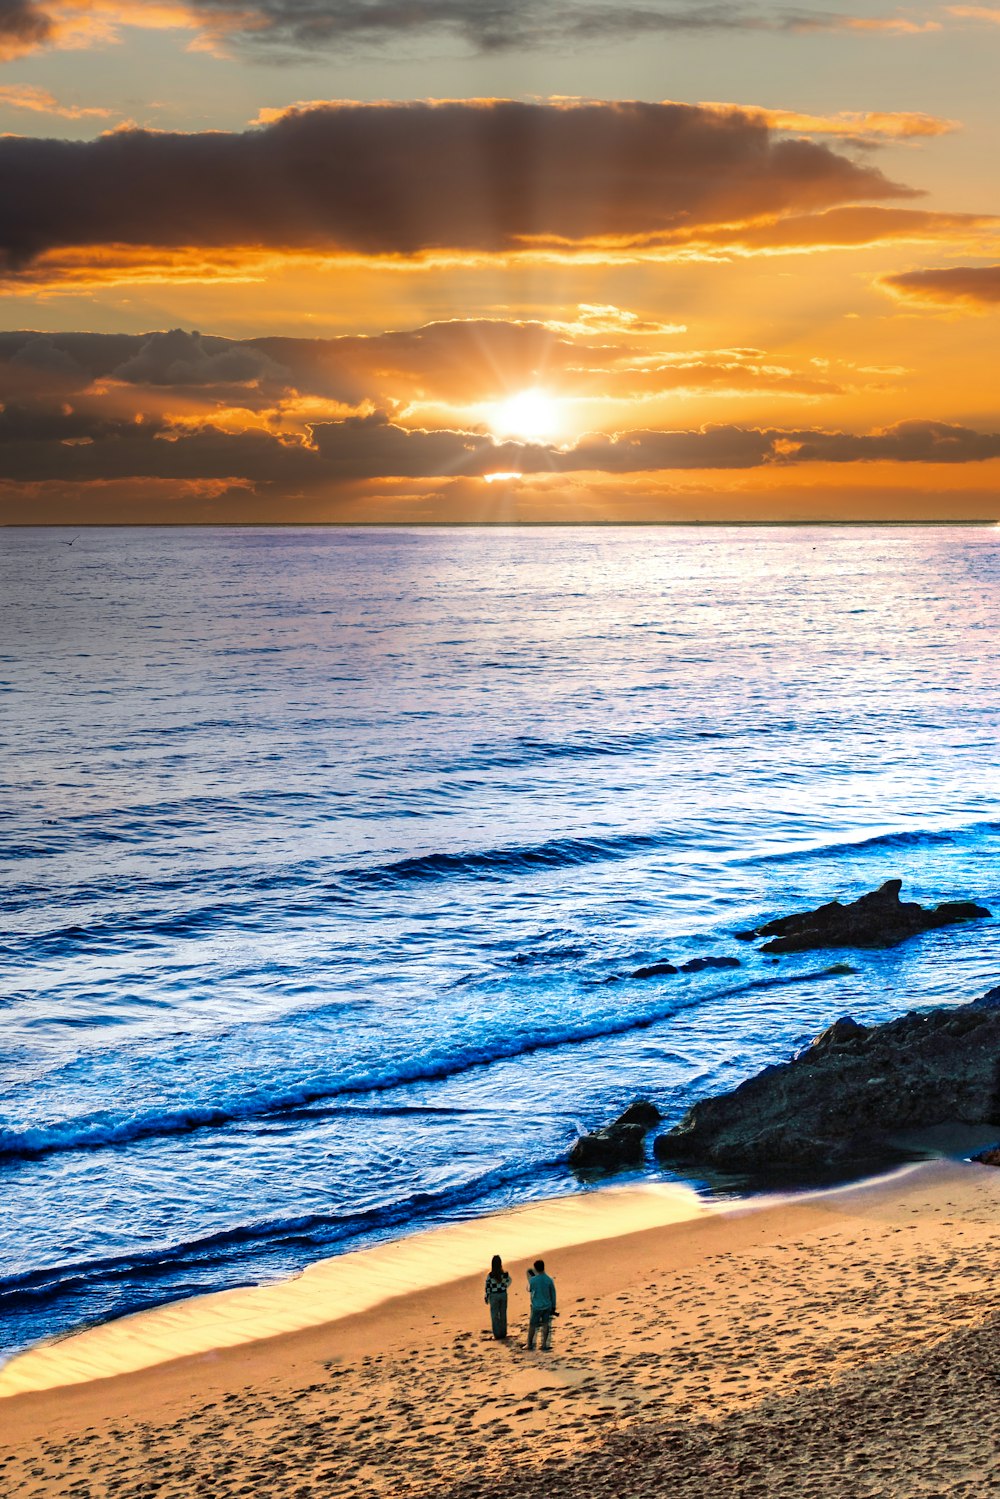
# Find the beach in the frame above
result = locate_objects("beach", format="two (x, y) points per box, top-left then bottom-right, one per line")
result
(4, 1157), (1000, 1498)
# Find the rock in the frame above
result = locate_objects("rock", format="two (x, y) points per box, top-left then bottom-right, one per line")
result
(809, 1016), (868, 1051)
(679, 955), (741, 974)
(614, 1099), (663, 1129)
(568, 1098), (662, 1169)
(737, 879), (990, 955)
(569, 1122), (647, 1169)
(632, 961), (678, 979)
(654, 984), (1000, 1178)
(973, 985), (1000, 1011)
(973, 1146), (1000, 1167)
(631, 954), (740, 979)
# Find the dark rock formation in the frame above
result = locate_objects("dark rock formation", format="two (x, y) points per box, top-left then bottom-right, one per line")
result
(632, 954), (740, 979)
(569, 1099), (663, 1170)
(809, 1015), (868, 1050)
(735, 879), (990, 954)
(654, 987), (1000, 1177)
(679, 955), (742, 974)
(973, 1146), (1000, 1167)
(614, 1099), (663, 1129)
(632, 960), (678, 979)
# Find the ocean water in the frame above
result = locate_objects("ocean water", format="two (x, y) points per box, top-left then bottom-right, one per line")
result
(1, 524), (998, 1362)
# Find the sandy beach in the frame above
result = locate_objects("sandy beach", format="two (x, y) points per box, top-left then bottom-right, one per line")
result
(3, 1158), (1000, 1498)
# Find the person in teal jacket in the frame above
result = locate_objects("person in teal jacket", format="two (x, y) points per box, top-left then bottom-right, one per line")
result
(526, 1258), (557, 1350)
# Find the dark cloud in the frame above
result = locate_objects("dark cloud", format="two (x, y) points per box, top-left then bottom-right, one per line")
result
(0, 413), (322, 484)
(0, 1), (950, 62)
(112, 328), (290, 388)
(773, 419), (1000, 463)
(0, 0), (50, 59)
(2, 408), (998, 488)
(881, 264), (1000, 308)
(0, 334), (90, 401)
(192, 0), (771, 55)
(151, 1), (946, 58)
(0, 101), (909, 269)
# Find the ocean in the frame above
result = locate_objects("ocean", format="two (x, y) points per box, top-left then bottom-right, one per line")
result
(1, 524), (998, 1363)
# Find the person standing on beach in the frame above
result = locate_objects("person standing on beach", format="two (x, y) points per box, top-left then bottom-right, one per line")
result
(525, 1259), (557, 1350)
(484, 1254), (512, 1339)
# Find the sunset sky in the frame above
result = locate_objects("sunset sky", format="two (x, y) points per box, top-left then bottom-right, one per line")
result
(1, 0), (998, 522)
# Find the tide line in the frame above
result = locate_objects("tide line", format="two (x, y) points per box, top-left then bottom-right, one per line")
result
(0, 1181), (707, 1399)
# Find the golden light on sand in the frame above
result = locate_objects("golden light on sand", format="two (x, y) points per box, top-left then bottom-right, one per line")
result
(489, 388), (561, 442)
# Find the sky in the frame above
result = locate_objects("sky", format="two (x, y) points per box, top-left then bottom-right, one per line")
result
(0, 0), (998, 522)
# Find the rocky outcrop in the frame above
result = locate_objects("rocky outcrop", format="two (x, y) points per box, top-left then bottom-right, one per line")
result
(569, 1099), (663, 1170)
(632, 954), (741, 979)
(679, 955), (741, 974)
(973, 1146), (1000, 1167)
(735, 879), (990, 955)
(654, 987), (1000, 1177)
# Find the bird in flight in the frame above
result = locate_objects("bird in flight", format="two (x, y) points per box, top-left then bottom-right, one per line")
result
(61, 535), (80, 547)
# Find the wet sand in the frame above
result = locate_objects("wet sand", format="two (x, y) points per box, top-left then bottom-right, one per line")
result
(3, 1159), (1000, 1498)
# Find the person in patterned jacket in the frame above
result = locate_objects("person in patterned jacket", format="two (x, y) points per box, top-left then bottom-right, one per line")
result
(484, 1254), (512, 1339)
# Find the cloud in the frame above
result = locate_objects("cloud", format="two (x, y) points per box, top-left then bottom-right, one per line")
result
(2, 403), (998, 490)
(0, 0), (961, 61)
(0, 100), (913, 281)
(0, 0), (51, 59)
(0, 0), (205, 57)
(117, 0), (955, 58)
(111, 327), (290, 387)
(1, 203), (986, 293)
(0, 319), (853, 426)
(880, 264), (1000, 307)
(707, 104), (959, 140)
(834, 14), (941, 31)
(0, 84), (115, 120)
(684, 204), (996, 254)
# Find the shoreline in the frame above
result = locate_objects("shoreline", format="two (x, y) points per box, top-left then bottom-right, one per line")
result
(0, 1177), (712, 1399)
(4, 1156), (1000, 1497)
(0, 1157), (974, 1401)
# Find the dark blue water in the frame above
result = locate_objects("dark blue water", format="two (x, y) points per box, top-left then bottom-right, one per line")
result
(1, 525), (998, 1363)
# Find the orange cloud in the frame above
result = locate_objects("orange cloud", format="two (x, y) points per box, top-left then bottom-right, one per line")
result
(880, 264), (1000, 307)
(839, 15), (941, 32)
(0, 0), (206, 54)
(704, 104), (960, 139)
(681, 205), (998, 255)
(0, 84), (114, 120)
(0, 0), (50, 59)
(0, 245), (289, 292)
(3, 206), (992, 294)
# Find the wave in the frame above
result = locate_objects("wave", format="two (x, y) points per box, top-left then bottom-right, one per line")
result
(447, 727), (669, 772)
(0, 964), (851, 1165)
(731, 818), (1000, 872)
(2, 827), (674, 946)
(342, 831), (670, 887)
(7, 814), (996, 956)
(0, 1161), (557, 1335)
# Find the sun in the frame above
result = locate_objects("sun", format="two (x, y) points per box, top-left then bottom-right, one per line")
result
(490, 388), (561, 442)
